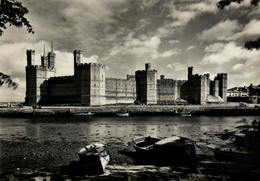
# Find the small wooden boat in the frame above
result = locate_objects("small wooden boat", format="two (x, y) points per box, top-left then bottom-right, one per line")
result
(132, 136), (197, 165)
(77, 143), (110, 174)
(177, 108), (192, 116)
(116, 112), (129, 117)
(73, 112), (95, 117)
(116, 109), (129, 117)
(61, 143), (110, 175)
(177, 111), (192, 117)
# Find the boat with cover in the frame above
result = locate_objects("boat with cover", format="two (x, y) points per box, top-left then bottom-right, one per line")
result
(78, 143), (110, 173)
(132, 136), (196, 165)
(61, 143), (110, 175)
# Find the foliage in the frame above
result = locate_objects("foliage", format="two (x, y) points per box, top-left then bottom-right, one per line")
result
(0, 72), (18, 89)
(0, 0), (33, 35)
(245, 38), (260, 50)
(217, 0), (259, 9)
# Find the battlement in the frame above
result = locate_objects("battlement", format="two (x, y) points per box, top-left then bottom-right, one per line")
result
(77, 63), (106, 69)
(157, 79), (178, 83)
(48, 76), (75, 82)
(135, 69), (157, 74)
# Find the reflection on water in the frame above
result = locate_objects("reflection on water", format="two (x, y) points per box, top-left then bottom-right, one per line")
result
(0, 116), (260, 145)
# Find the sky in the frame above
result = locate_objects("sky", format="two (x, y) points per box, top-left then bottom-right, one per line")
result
(0, 0), (260, 102)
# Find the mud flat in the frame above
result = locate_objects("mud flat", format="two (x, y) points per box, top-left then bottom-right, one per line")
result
(0, 104), (260, 117)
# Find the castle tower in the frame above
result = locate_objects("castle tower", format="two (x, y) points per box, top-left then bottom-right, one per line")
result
(26, 50), (35, 66)
(135, 63), (157, 105)
(46, 41), (56, 70)
(188, 66), (193, 80)
(25, 45), (56, 106)
(74, 50), (83, 75)
(210, 79), (219, 97)
(76, 63), (106, 106)
(216, 73), (228, 102)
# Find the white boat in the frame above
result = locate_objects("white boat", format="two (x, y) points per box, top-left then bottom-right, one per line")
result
(78, 143), (110, 173)
(73, 112), (95, 117)
(116, 112), (129, 117)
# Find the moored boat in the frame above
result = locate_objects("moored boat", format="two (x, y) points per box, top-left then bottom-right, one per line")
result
(73, 112), (95, 117)
(177, 111), (192, 117)
(78, 143), (110, 173)
(176, 107), (192, 116)
(61, 143), (110, 175)
(116, 108), (129, 117)
(132, 136), (197, 165)
(116, 112), (129, 117)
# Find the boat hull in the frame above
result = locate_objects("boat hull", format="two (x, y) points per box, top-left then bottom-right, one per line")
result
(116, 112), (129, 117)
(132, 136), (197, 165)
(61, 143), (110, 175)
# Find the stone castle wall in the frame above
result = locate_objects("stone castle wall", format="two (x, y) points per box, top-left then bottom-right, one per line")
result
(105, 76), (136, 105)
(43, 76), (81, 105)
(157, 78), (180, 104)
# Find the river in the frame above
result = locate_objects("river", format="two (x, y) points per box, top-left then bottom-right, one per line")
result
(0, 115), (259, 180)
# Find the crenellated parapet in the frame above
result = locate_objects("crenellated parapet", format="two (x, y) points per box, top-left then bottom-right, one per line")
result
(135, 69), (157, 74)
(48, 76), (75, 83)
(76, 63), (106, 69)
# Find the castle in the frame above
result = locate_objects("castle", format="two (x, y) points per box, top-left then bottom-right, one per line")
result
(25, 48), (227, 106)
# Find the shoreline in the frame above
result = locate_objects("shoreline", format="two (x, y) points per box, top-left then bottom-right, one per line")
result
(0, 103), (260, 117)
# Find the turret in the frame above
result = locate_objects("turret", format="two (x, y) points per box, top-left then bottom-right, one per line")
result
(26, 50), (35, 66)
(188, 66), (193, 80)
(47, 41), (56, 70)
(160, 75), (165, 80)
(74, 50), (83, 74)
(47, 51), (56, 70)
(145, 63), (151, 71)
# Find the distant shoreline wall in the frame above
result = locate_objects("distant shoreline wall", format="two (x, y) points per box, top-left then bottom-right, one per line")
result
(0, 105), (260, 117)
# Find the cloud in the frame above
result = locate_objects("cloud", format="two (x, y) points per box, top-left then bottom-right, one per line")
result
(201, 42), (260, 87)
(160, 50), (180, 58)
(167, 62), (186, 71)
(204, 43), (226, 53)
(202, 42), (260, 64)
(231, 19), (260, 40)
(198, 19), (260, 43)
(168, 39), (180, 44)
(168, 0), (218, 26)
(198, 19), (242, 41)
(232, 63), (244, 71)
(187, 46), (195, 50)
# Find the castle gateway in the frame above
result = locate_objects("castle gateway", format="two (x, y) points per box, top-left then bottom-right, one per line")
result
(25, 49), (227, 106)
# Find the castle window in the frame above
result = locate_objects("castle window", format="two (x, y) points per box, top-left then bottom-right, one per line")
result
(94, 75), (96, 80)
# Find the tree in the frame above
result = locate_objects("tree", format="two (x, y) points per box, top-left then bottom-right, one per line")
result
(0, 0), (33, 36)
(217, 0), (260, 50)
(0, 72), (18, 90)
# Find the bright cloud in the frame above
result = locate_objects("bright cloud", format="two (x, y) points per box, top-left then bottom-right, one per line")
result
(202, 42), (260, 64)
(198, 19), (242, 41)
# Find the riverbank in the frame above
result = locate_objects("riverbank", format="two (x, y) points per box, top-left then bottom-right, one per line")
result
(0, 103), (260, 117)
